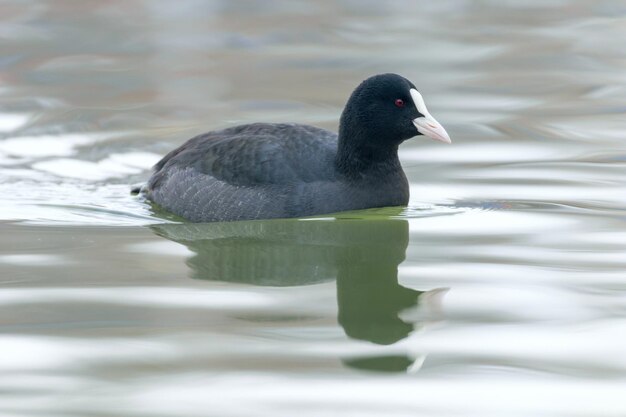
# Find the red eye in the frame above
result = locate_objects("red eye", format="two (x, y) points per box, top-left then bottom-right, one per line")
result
(395, 99), (405, 108)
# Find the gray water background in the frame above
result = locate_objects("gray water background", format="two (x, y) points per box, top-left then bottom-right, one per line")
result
(1, 1), (626, 416)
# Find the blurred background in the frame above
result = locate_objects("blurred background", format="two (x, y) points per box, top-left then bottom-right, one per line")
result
(1, 1), (625, 416)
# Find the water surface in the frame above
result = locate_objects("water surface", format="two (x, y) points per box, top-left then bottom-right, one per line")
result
(1, 1), (626, 416)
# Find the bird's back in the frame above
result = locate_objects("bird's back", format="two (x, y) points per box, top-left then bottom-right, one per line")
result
(144, 123), (343, 222)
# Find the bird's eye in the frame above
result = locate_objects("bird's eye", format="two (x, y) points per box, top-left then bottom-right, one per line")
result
(394, 99), (405, 108)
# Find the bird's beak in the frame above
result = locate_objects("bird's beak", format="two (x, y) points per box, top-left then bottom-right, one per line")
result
(410, 89), (451, 144)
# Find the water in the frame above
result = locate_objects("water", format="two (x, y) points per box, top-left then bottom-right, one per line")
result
(1, 1), (626, 416)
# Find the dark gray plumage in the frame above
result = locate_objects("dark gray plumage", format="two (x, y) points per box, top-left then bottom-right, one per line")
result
(142, 73), (450, 222)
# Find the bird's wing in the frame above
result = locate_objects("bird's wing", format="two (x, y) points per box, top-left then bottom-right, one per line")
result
(149, 123), (338, 189)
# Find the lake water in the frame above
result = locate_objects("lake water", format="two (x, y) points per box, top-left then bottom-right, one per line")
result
(1, 1), (626, 416)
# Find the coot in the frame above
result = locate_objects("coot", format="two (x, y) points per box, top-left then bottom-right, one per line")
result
(142, 73), (450, 222)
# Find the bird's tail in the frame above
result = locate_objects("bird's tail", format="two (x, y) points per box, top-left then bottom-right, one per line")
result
(130, 183), (145, 195)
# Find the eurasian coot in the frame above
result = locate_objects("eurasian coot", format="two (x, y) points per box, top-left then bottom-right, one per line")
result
(142, 73), (450, 222)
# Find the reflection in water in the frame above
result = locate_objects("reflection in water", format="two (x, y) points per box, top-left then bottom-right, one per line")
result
(152, 215), (435, 372)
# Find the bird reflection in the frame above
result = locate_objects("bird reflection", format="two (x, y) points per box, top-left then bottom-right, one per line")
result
(151, 214), (436, 373)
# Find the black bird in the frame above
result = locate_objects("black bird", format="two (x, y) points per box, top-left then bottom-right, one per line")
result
(141, 73), (451, 222)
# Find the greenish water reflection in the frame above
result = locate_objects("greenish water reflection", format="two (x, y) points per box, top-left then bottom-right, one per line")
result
(153, 216), (427, 372)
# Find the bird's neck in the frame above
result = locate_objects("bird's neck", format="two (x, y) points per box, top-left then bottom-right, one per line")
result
(335, 141), (401, 179)
(335, 118), (402, 179)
